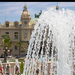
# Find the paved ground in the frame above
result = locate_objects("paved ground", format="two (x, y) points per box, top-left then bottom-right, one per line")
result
(0, 57), (15, 61)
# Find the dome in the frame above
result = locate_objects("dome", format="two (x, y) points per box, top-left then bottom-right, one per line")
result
(21, 11), (31, 18)
(21, 5), (31, 21)
(22, 11), (30, 16)
(30, 18), (38, 24)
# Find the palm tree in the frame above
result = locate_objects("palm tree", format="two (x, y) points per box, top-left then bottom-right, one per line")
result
(0, 34), (12, 62)
(17, 42), (22, 58)
(1, 34), (12, 47)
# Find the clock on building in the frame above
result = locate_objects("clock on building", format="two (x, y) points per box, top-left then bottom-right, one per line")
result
(24, 21), (27, 25)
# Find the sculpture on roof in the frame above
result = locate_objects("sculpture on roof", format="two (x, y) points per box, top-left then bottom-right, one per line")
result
(56, 2), (59, 10)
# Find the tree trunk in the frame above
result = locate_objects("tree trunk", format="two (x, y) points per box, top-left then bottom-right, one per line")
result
(4, 50), (7, 63)
(19, 46), (21, 58)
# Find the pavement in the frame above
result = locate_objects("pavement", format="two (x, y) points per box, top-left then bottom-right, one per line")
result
(0, 57), (15, 62)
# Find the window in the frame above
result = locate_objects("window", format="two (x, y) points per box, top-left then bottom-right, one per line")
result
(14, 32), (18, 39)
(6, 23), (9, 27)
(24, 33), (27, 38)
(15, 23), (18, 27)
(15, 45), (17, 50)
(6, 32), (9, 34)
(5, 32), (9, 36)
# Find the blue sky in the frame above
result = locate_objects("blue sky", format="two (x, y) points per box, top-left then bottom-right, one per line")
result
(0, 2), (75, 24)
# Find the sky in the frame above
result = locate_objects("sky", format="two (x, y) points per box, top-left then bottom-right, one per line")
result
(0, 2), (75, 24)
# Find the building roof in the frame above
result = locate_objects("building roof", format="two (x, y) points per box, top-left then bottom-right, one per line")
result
(30, 18), (38, 24)
(1, 22), (22, 26)
(21, 5), (31, 21)
(1, 18), (38, 26)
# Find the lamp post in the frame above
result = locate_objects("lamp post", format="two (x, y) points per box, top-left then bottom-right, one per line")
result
(3, 46), (10, 63)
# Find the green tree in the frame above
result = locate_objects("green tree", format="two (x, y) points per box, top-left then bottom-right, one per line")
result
(17, 42), (22, 58)
(17, 61), (24, 75)
(21, 47), (27, 53)
(0, 34), (12, 62)
(1, 34), (12, 47)
(20, 61), (24, 74)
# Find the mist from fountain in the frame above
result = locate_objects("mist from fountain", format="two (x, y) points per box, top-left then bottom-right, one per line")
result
(22, 6), (75, 75)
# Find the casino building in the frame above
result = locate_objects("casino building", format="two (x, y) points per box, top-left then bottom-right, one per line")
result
(0, 5), (59, 56)
(0, 5), (38, 56)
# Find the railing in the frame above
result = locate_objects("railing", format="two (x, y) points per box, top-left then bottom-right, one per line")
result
(0, 60), (24, 75)
(0, 60), (75, 75)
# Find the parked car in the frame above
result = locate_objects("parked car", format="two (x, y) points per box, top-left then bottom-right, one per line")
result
(0, 54), (4, 58)
(15, 55), (19, 58)
(7, 55), (12, 58)
(21, 54), (27, 57)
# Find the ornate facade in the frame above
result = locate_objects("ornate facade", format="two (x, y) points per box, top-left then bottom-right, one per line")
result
(0, 5), (38, 56)
(0, 5), (59, 56)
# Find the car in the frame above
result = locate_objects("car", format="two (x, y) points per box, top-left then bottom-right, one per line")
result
(21, 54), (27, 57)
(15, 55), (19, 58)
(0, 54), (4, 58)
(7, 55), (12, 58)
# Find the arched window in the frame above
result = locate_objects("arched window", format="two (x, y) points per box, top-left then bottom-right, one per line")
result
(5, 21), (9, 27)
(6, 23), (9, 27)
(14, 21), (18, 27)
(14, 32), (18, 39)
(15, 23), (18, 27)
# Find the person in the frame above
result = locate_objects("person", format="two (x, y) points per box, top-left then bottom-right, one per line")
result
(15, 66), (18, 74)
(23, 59), (25, 62)
(36, 67), (42, 75)
(6, 66), (9, 75)
(36, 67), (39, 75)
(0, 67), (3, 74)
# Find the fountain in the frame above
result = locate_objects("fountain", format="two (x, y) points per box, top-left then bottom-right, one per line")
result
(22, 6), (75, 75)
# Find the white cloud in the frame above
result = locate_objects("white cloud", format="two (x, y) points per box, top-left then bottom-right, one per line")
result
(27, 2), (40, 6)
(0, 2), (39, 7)
(28, 8), (38, 18)
(14, 10), (22, 15)
(0, 2), (75, 24)
(0, 2), (75, 18)
(0, 6), (22, 12)
(58, 2), (75, 7)
(0, 2), (41, 17)
(37, 2), (55, 7)
(0, 2), (23, 6)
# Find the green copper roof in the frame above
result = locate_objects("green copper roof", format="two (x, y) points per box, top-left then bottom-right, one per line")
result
(30, 18), (38, 24)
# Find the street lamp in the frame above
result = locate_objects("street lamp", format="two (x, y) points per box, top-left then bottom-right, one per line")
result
(7, 49), (10, 52)
(3, 46), (10, 63)
(5, 46), (8, 49)
(3, 48), (5, 52)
